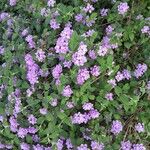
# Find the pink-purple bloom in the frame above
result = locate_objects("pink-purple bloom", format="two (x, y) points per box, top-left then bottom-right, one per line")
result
(105, 93), (113, 101)
(111, 120), (123, 135)
(100, 8), (108, 17)
(62, 85), (73, 97)
(50, 19), (60, 30)
(134, 63), (147, 78)
(91, 141), (104, 150)
(52, 64), (62, 79)
(28, 114), (37, 125)
(25, 54), (39, 85)
(77, 144), (88, 150)
(82, 102), (93, 111)
(121, 141), (132, 150)
(90, 65), (100, 77)
(77, 68), (90, 85)
(55, 23), (73, 54)
(35, 49), (46, 62)
(40, 108), (47, 115)
(135, 123), (144, 133)
(132, 144), (146, 150)
(9, 0), (17, 6)
(118, 2), (129, 15)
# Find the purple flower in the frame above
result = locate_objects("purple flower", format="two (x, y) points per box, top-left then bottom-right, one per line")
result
(35, 49), (46, 62)
(115, 71), (124, 82)
(20, 143), (30, 150)
(106, 25), (114, 35)
(118, 2), (129, 15)
(50, 98), (58, 107)
(132, 144), (146, 150)
(77, 68), (90, 85)
(32, 135), (40, 142)
(141, 26), (149, 34)
(66, 139), (73, 149)
(97, 46), (108, 56)
(40, 108), (47, 115)
(52, 64), (62, 79)
(25, 54), (39, 85)
(0, 46), (5, 55)
(66, 101), (75, 109)
(17, 127), (28, 138)
(72, 51), (87, 66)
(75, 14), (83, 22)
(88, 50), (97, 60)
(25, 35), (35, 49)
(41, 8), (48, 16)
(5, 144), (12, 149)
(28, 114), (37, 125)
(56, 139), (64, 150)
(105, 93), (113, 101)
(0, 115), (4, 122)
(9, 0), (17, 6)
(55, 24), (73, 54)
(75, 41), (88, 55)
(33, 144), (44, 150)
(0, 143), (5, 149)
(82, 29), (95, 37)
(71, 112), (89, 124)
(135, 123), (144, 133)
(134, 63), (147, 78)
(63, 61), (72, 68)
(111, 120), (123, 135)
(83, 102), (93, 111)
(90, 65), (100, 77)
(121, 141), (132, 150)
(47, 0), (56, 7)
(0, 12), (9, 22)
(28, 126), (37, 134)
(83, 3), (94, 13)
(21, 28), (28, 37)
(50, 19), (60, 30)
(89, 109), (100, 119)
(62, 85), (73, 97)
(100, 8), (108, 17)
(122, 69), (131, 80)
(9, 116), (19, 132)
(107, 79), (116, 88)
(77, 144), (88, 150)
(91, 141), (104, 150)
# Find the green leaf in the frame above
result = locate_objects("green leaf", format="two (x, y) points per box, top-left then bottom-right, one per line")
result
(69, 31), (80, 51)
(114, 86), (122, 96)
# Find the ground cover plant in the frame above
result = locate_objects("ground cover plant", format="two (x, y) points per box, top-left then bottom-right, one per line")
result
(0, 0), (150, 149)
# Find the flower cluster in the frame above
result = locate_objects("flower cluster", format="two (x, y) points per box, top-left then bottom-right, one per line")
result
(134, 63), (148, 78)
(25, 35), (36, 49)
(71, 104), (99, 124)
(25, 54), (39, 86)
(121, 141), (146, 150)
(55, 23), (73, 54)
(111, 120), (123, 135)
(77, 68), (90, 85)
(72, 42), (88, 66)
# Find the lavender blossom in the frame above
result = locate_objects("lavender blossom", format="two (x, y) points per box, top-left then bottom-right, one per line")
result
(111, 120), (123, 135)
(121, 141), (132, 150)
(135, 123), (144, 133)
(118, 2), (129, 15)
(62, 85), (73, 97)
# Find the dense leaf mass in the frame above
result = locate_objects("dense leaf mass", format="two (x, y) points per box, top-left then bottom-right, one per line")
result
(0, 0), (150, 149)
